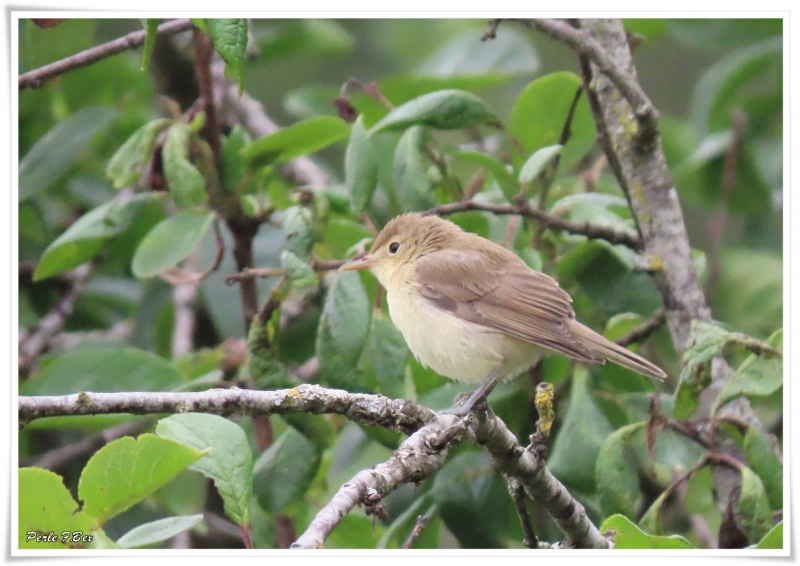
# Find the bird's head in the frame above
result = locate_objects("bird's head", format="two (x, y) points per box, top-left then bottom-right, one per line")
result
(339, 213), (462, 286)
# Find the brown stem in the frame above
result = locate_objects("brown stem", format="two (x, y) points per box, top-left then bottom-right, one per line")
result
(614, 308), (666, 348)
(19, 262), (94, 377)
(192, 28), (222, 161)
(508, 477), (538, 549)
(706, 110), (747, 307)
(401, 513), (431, 549)
(426, 200), (641, 249)
(19, 19), (195, 89)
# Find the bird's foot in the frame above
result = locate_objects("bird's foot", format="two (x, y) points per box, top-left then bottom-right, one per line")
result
(440, 390), (489, 417)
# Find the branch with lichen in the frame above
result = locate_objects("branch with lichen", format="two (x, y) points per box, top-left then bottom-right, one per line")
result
(291, 414), (468, 549)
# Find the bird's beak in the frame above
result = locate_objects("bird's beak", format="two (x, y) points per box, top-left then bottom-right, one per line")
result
(339, 254), (377, 272)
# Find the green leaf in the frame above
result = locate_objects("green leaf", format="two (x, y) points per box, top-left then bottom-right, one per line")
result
(392, 125), (436, 212)
(34, 193), (159, 281)
(716, 249), (782, 338)
(78, 434), (206, 524)
(316, 271), (371, 390)
(23, 346), (185, 395)
(242, 116), (350, 168)
(419, 27), (539, 79)
(163, 123), (208, 207)
(601, 514), (694, 549)
(449, 150), (517, 201)
(430, 452), (512, 548)
(738, 465), (773, 542)
(284, 84), (341, 119)
(132, 210), (215, 278)
(253, 427), (320, 513)
(156, 414), (253, 525)
(258, 20), (354, 60)
(713, 328), (783, 414)
(206, 19), (248, 91)
(19, 468), (95, 549)
(509, 72), (595, 173)
(116, 514), (203, 548)
(281, 249), (317, 295)
(674, 321), (731, 419)
(364, 313), (409, 399)
(370, 89), (495, 134)
(691, 37), (781, 135)
(596, 422), (647, 518)
(219, 125), (252, 194)
(141, 19), (160, 70)
(282, 205), (314, 262)
(345, 115), (379, 215)
(20, 106), (118, 201)
(519, 144), (562, 184)
(743, 427), (782, 510)
(754, 521), (783, 549)
(107, 118), (170, 189)
(548, 366), (614, 493)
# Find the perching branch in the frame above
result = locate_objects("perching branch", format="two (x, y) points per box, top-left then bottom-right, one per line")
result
(291, 414), (468, 549)
(18, 385), (437, 434)
(473, 410), (613, 549)
(19, 19), (195, 89)
(427, 200), (642, 249)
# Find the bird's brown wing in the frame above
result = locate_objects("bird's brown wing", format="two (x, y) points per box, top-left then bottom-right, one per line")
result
(414, 241), (599, 363)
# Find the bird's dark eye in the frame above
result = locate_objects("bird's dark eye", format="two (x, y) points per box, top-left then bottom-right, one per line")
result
(389, 242), (400, 254)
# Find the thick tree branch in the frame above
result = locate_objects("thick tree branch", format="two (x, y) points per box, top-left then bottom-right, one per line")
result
(426, 200), (641, 249)
(19, 19), (195, 89)
(18, 385), (436, 434)
(574, 17), (771, 524)
(291, 415), (467, 549)
(474, 410), (612, 549)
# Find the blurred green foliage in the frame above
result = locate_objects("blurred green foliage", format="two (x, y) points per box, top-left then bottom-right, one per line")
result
(18, 18), (782, 550)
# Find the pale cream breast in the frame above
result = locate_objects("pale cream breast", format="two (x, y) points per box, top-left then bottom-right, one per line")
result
(386, 282), (542, 384)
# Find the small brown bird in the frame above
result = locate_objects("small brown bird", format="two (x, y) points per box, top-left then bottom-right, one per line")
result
(340, 213), (665, 414)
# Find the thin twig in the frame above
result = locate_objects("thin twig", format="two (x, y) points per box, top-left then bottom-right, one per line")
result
(19, 262), (94, 376)
(706, 110), (747, 306)
(533, 85), (584, 248)
(225, 258), (346, 285)
(401, 514), (431, 549)
(192, 27), (222, 161)
(426, 200), (641, 249)
(19, 19), (195, 89)
(614, 308), (666, 347)
(507, 477), (538, 549)
(25, 419), (149, 470)
(528, 18), (659, 150)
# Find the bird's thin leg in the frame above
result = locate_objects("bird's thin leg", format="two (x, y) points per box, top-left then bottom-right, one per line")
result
(441, 367), (503, 416)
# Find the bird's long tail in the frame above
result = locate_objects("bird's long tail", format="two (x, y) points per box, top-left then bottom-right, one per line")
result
(566, 319), (667, 380)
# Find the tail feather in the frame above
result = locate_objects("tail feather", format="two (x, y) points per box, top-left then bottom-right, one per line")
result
(566, 319), (666, 380)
